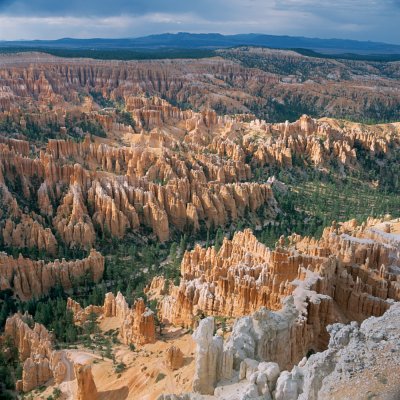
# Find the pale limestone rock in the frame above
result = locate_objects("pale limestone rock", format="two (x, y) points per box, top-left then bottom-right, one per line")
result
(192, 317), (233, 395)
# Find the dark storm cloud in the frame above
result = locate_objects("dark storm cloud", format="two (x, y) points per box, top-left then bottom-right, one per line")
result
(0, 0), (399, 43)
(0, 0), (230, 17)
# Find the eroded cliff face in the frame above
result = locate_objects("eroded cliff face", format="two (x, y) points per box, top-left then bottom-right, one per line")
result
(152, 218), (399, 330)
(74, 363), (98, 400)
(148, 217), (400, 396)
(1, 51), (400, 123)
(0, 249), (104, 300)
(4, 313), (66, 392)
(67, 291), (156, 346)
(1, 66), (399, 252)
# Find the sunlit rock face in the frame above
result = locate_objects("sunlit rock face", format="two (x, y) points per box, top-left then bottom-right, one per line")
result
(74, 363), (98, 400)
(150, 218), (400, 395)
(4, 313), (66, 392)
(0, 249), (104, 300)
(68, 291), (156, 346)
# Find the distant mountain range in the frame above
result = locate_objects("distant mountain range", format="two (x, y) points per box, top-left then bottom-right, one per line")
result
(1, 33), (400, 55)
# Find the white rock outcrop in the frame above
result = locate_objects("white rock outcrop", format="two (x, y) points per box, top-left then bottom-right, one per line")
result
(192, 317), (233, 395)
(159, 302), (400, 400)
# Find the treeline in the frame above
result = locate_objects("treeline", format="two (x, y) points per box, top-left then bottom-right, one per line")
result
(0, 47), (216, 60)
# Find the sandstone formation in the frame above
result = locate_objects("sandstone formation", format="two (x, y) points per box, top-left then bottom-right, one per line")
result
(153, 218), (400, 330)
(120, 298), (156, 346)
(160, 302), (400, 400)
(202, 299), (400, 400)
(4, 313), (66, 392)
(53, 183), (96, 249)
(2, 215), (58, 256)
(148, 217), (400, 395)
(2, 57), (398, 250)
(68, 291), (156, 346)
(165, 345), (185, 370)
(104, 292), (156, 345)
(1, 50), (400, 124)
(0, 98), (280, 246)
(0, 249), (104, 300)
(74, 363), (98, 400)
(66, 297), (103, 324)
(0, 57), (398, 313)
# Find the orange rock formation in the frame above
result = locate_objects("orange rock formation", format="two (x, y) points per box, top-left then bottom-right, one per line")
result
(68, 291), (156, 346)
(165, 345), (184, 370)
(152, 218), (399, 329)
(74, 363), (98, 400)
(0, 249), (104, 300)
(4, 313), (66, 392)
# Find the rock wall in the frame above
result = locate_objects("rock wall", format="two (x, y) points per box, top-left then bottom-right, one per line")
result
(150, 218), (400, 396)
(74, 363), (98, 400)
(68, 291), (156, 346)
(153, 218), (399, 330)
(4, 313), (66, 392)
(0, 249), (104, 300)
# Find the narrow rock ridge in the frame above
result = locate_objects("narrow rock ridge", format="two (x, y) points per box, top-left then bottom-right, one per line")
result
(4, 313), (67, 392)
(0, 248), (104, 300)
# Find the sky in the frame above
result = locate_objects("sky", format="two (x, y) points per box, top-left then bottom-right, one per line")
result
(0, 0), (399, 44)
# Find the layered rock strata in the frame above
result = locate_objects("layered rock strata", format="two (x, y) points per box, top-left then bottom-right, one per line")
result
(74, 363), (98, 400)
(68, 291), (156, 346)
(4, 313), (66, 392)
(150, 217), (400, 396)
(0, 249), (104, 300)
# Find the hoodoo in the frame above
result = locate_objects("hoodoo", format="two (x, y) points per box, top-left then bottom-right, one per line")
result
(0, 40), (399, 400)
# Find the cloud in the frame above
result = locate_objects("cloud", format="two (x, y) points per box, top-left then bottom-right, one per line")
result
(0, 0), (227, 17)
(0, 0), (399, 43)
